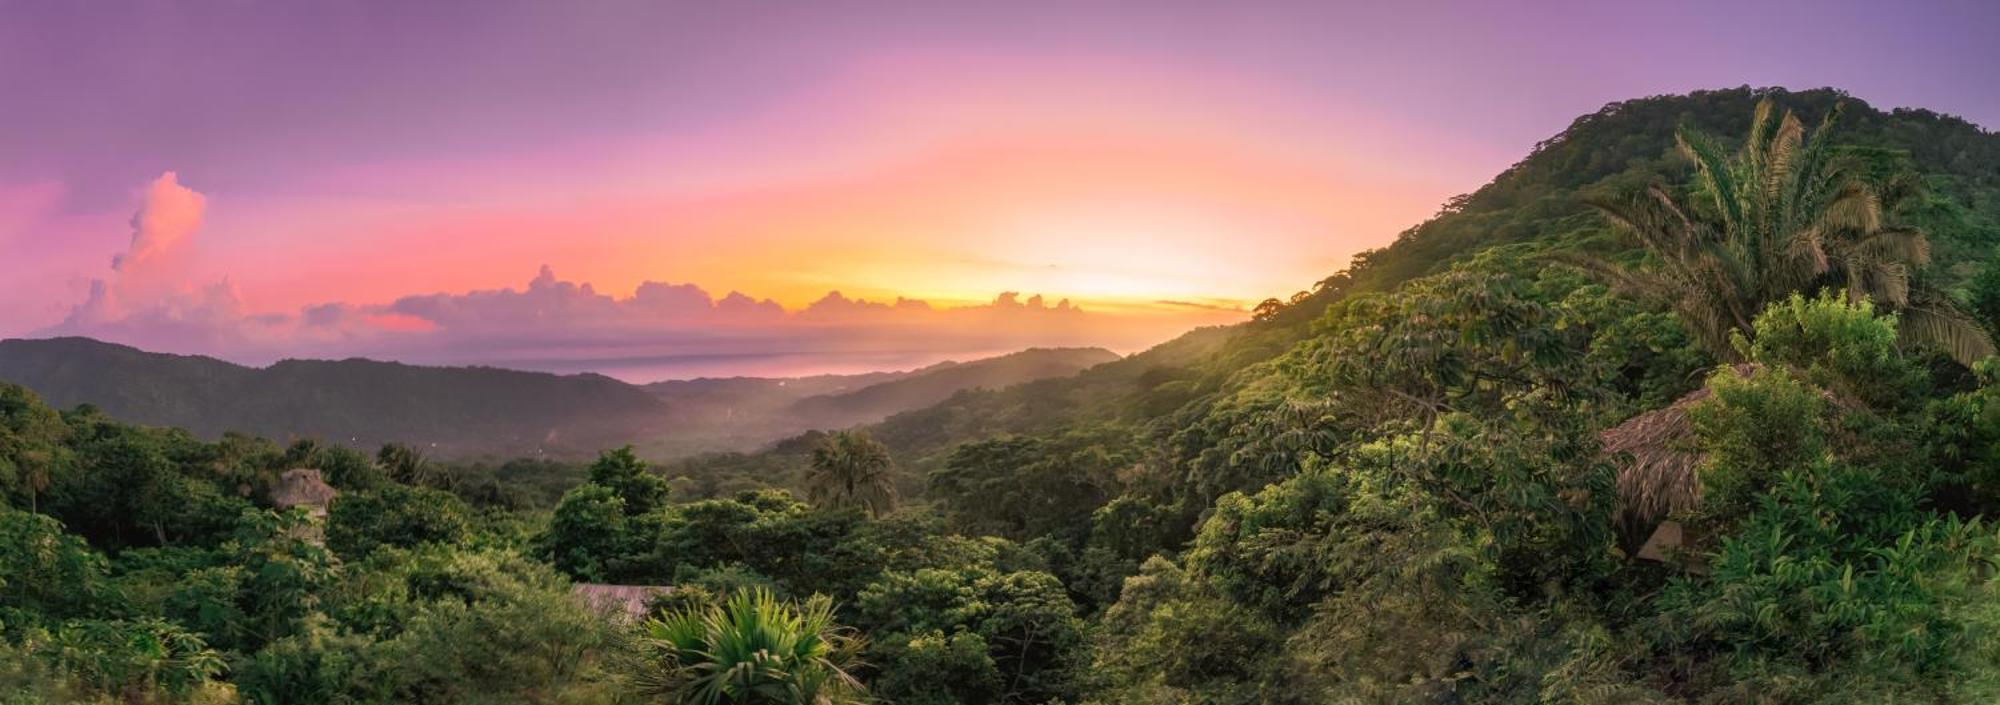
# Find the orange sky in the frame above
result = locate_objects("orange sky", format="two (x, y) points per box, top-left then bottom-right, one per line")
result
(0, 47), (1515, 378)
(182, 55), (1486, 322)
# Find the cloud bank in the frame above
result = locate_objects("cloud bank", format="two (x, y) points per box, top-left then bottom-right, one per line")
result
(36, 173), (1242, 380)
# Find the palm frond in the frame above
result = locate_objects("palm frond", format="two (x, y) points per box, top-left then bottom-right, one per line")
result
(1896, 298), (1998, 367)
(1786, 102), (1843, 227)
(1761, 111), (1806, 227)
(1744, 98), (1776, 173)
(1850, 227), (1931, 267)
(1819, 181), (1882, 234)
(1783, 225), (1830, 275)
(1677, 127), (1745, 232)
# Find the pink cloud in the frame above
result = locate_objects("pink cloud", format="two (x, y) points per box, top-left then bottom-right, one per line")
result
(47, 263), (1234, 380)
(53, 172), (240, 337)
(31, 173), (1242, 380)
(112, 172), (206, 273)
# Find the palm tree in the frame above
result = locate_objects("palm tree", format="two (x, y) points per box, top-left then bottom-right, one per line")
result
(627, 589), (866, 705)
(22, 449), (50, 513)
(1579, 98), (1993, 365)
(804, 431), (897, 517)
(376, 443), (430, 486)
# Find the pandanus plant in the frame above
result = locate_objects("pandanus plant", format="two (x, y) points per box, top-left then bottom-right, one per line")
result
(629, 588), (866, 705)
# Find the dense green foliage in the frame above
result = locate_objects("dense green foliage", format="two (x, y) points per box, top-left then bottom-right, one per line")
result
(1578, 98), (1992, 364)
(7, 87), (2000, 703)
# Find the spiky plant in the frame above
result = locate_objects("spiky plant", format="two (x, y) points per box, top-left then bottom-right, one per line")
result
(628, 589), (866, 705)
(1579, 98), (1993, 366)
(804, 431), (897, 517)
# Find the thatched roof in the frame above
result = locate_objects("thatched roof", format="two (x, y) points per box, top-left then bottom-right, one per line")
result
(1599, 364), (1757, 525)
(573, 583), (672, 621)
(270, 468), (338, 510)
(1601, 389), (1710, 523)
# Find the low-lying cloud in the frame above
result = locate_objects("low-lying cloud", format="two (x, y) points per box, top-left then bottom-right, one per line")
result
(35, 173), (1243, 380)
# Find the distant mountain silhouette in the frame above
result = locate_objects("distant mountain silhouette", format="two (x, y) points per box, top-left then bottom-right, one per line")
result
(786, 348), (1121, 425)
(635, 347), (1120, 456)
(0, 337), (1117, 458)
(0, 337), (672, 457)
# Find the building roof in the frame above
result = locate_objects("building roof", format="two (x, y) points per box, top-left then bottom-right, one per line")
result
(572, 583), (673, 621)
(270, 468), (338, 509)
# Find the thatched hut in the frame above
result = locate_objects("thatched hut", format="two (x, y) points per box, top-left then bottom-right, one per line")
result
(572, 583), (673, 622)
(271, 468), (338, 519)
(1598, 364), (1760, 565)
(1600, 389), (1717, 527)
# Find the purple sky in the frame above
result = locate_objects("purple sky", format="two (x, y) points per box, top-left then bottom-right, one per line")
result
(3, 0), (1996, 380)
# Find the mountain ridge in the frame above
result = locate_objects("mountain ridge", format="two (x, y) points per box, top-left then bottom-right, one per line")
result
(0, 336), (1118, 459)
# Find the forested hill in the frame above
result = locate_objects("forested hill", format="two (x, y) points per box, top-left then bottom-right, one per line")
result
(1327, 86), (1999, 298)
(0, 336), (673, 457)
(655, 87), (2000, 700)
(0, 338), (1120, 460)
(633, 346), (1120, 456)
(784, 347), (1121, 424)
(674, 88), (2000, 502)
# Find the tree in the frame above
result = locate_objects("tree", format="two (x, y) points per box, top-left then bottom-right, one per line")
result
(292, 439), (387, 491)
(625, 588), (866, 705)
(35, 618), (227, 699)
(590, 445), (670, 516)
(0, 384), (70, 515)
(326, 484), (472, 558)
(376, 442), (431, 486)
(1251, 298), (1285, 321)
(217, 509), (341, 650)
(931, 429), (1127, 542)
(0, 509), (115, 626)
(855, 566), (1090, 705)
(804, 431), (897, 517)
(1581, 98), (1994, 365)
(539, 483), (631, 582)
(46, 421), (197, 548)
(644, 490), (875, 596)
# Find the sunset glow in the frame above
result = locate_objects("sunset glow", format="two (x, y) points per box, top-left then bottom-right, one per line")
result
(4, 1), (1995, 379)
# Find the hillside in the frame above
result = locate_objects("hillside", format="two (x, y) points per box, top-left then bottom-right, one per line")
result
(634, 347), (1119, 456)
(0, 338), (1118, 460)
(657, 87), (2000, 701)
(644, 369), (914, 413)
(0, 337), (674, 457)
(786, 347), (1120, 424)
